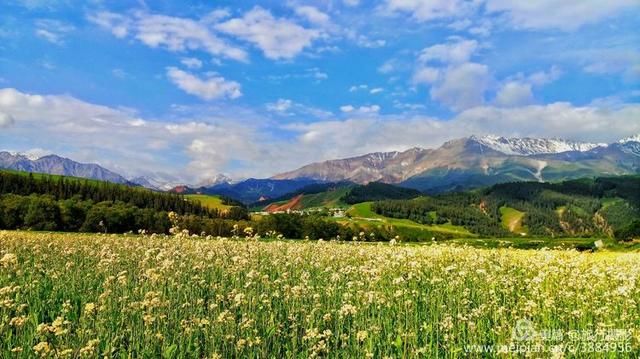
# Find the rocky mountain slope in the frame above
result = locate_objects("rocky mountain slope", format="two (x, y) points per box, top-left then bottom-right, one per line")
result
(272, 134), (640, 193)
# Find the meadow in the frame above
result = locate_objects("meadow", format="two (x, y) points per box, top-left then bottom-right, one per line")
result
(1, 230), (639, 358)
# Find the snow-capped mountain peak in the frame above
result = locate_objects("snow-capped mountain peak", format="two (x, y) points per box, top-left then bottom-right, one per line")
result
(619, 134), (640, 144)
(471, 135), (606, 156)
(196, 174), (233, 187)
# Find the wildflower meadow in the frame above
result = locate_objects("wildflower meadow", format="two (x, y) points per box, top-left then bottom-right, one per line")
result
(1, 230), (639, 357)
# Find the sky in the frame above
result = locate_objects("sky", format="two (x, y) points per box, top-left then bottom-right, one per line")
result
(0, 0), (639, 184)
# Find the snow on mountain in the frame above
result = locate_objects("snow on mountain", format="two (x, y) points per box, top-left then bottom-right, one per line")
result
(471, 135), (606, 156)
(619, 134), (640, 144)
(196, 174), (233, 187)
(130, 174), (186, 191)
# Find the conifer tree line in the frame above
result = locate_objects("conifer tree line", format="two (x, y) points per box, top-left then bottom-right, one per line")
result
(0, 171), (248, 233)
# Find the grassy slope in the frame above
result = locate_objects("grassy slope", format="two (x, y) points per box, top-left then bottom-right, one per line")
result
(500, 206), (527, 234)
(343, 202), (473, 237)
(185, 194), (234, 211)
(252, 187), (351, 211)
(1, 168), (106, 185)
(299, 187), (351, 208)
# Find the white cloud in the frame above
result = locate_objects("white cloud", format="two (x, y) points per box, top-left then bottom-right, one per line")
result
(180, 57), (203, 69)
(384, 0), (475, 22)
(2, 88), (640, 181)
(343, 0), (360, 6)
(34, 19), (75, 45)
(412, 38), (490, 111)
(340, 105), (355, 112)
(266, 98), (293, 113)
(528, 65), (563, 86)
(370, 87), (384, 94)
(579, 49), (639, 80)
(86, 11), (131, 38)
(340, 104), (380, 114)
(484, 0), (638, 31)
(0, 88), (262, 181)
(495, 81), (533, 107)
(216, 7), (321, 60)
(378, 60), (396, 74)
(494, 66), (563, 107)
(430, 62), (491, 111)
(418, 39), (478, 64)
(412, 66), (440, 84)
(294, 5), (330, 26)
(88, 11), (248, 62)
(266, 98), (332, 118)
(0, 112), (15, 128)
(288, 102), (640, 162)
(166, 67), (242, 100)
(349, 84), (368, 92)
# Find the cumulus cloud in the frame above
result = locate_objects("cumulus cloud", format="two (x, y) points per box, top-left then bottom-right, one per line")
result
(166, 67), (242, 100)
(412, 66), (440, 84)
(495, 81), (533, 107)
(484, 0), (638, 31)
(0, 112), (15, 128)
(88, 11), (248, 62)
(495, 66), (563, 107)
(412, 38), (490, 111)
(216, 7), (321, 60)
(430, 63), (491, 111)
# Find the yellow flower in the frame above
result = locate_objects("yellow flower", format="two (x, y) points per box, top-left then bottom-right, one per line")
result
(357, 330), (368, 342)
(0, 253), (17, 268)
(84, 302), (97, 316)
(33, 341), (51, 357)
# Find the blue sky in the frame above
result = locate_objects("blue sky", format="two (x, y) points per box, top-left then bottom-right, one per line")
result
(0, 0), (639, 184)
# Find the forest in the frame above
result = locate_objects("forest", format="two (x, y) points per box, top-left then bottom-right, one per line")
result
(0, 171), (248, 233)
(372, 176), (640, 240)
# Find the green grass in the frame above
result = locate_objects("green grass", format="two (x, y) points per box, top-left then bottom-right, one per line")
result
(298, 187), (351, 209)
(185, 194), (235, 211)
(499, 206), (526, 234)
(0, 169), (105, 185)
(344, 202), (473, 238)
(251, 187), (352, 211)
(1, 231), (639, 358)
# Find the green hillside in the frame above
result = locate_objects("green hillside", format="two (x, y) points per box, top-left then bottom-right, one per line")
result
(186, 194), (237, 211)
(500, 206), (527, 234)
(373, 176), (640, 241)
(340, 202), (473, 240)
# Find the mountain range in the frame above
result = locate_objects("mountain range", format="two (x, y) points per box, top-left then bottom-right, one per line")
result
(272, 134), (640, 194)
(0, 152), (130, 184)
(2, 134), (639, 202)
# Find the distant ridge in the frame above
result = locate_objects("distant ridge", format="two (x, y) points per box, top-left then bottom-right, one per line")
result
(0, 151), (130, 184)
